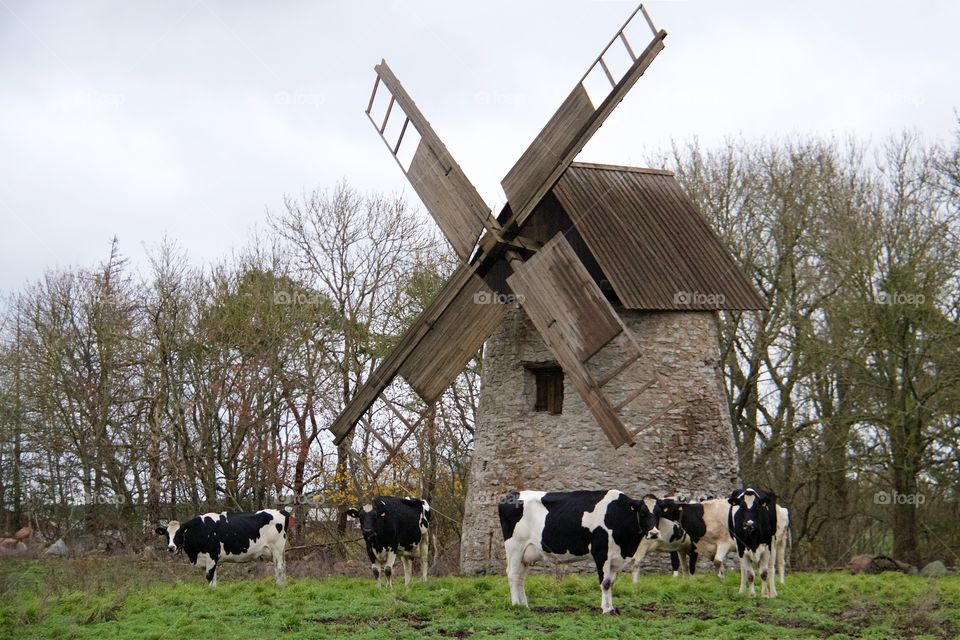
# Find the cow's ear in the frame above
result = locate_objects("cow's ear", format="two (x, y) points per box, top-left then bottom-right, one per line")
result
(727, 490), (742, 505)
(374, 498), (388, 516)
(155, 527), (167, 536)
(346, 508), (360, 518)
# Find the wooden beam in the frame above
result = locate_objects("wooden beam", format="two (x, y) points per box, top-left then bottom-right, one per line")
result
(501, 23), (667, 231)
(373, 61), (501, 250)
(597, 351), (641, 388)
(507, 235), (634, 448)
(330, 262), (479, 444)
(629, 399), (684, 438)
(613, 377), (657, 412)
(372, 402), (427, 478)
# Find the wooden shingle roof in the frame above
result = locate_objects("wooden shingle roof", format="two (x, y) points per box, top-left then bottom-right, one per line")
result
(551, 162), (767, 311)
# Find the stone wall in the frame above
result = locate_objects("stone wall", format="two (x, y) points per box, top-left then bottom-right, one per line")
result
(459, 307), (741, 575)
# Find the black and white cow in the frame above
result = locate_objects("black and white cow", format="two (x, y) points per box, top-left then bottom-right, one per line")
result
(631, 496), (696, 581)
(498, 490), (660, 614)
(727, 487), (778, 597)
(155, 509), (289, 587)
(652, 496), (737, 578)
(772, 504), (790, 585)
(346, 496), (430, 588)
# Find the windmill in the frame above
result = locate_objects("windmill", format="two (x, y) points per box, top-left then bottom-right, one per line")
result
(330, 4), (766, 573)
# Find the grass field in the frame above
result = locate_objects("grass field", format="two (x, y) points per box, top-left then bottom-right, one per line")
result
(1, 558), (958, 639)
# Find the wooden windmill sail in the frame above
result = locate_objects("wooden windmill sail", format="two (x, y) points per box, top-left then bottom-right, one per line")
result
(331, 4), (764, 454)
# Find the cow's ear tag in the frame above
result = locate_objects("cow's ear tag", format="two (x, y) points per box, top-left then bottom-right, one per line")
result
(678, 506), (684, 513)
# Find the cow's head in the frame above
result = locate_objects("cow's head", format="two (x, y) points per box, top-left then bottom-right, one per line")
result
(346, 497), (388, 540)
(654, 496), (688, 523)
(624, 494), (659, 540)
(728, 487), (776, 535)
(155, 520), (185, 554)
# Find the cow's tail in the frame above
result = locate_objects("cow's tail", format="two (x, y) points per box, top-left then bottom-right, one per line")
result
(280, 508), (293, 536)
(422, 499), (432, 524)
(781, 527), (792, 575)
(498, 490), (523, 541)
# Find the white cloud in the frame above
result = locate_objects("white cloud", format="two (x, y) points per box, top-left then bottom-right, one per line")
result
(0, 0), (957, 292)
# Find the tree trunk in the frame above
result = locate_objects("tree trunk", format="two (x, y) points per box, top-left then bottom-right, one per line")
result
(890, 415), (923, 566)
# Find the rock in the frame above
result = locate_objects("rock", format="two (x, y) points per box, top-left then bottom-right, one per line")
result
(921, 560), (948, 577)
(891, 558), (915, 573)
(15, 542), (27, 553)
(141, 545), (157, 561)
(846, 554), (915, 575)
(45, 538), (68, 557)
(13, 526), (32, 541)
(0, 538), (18, 548)
(847, 554), (874, 574)
(868, 555), (914, 574)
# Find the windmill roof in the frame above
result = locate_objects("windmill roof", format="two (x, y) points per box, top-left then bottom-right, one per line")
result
(551, 163), (767, 311)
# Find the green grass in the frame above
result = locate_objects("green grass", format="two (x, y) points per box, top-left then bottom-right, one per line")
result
(1, 559), (957, 639)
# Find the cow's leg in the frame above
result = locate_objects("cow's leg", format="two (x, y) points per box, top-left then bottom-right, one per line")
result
(763, 548), (777, 598)
(759, 550), (769, 597)
(744, 555), (757, 597)
(777, 535), (787, 585)
(631, 544), (650, 583)
(419, 538), (429, 582)
(372, 563), (383, 588)
(677, 551), (691, 577)
(737, 554), (749, 595)
(503, 539), (528, 607)
(273, 542), (287, 586)
(688, 548), (699, 575)
(401, 556), (413, 587)
(669, 551), (680, 577)
(205, 558), (219, 588)
(590, 535), (619, 615)
(714, 541), (732, 579)
(384, 551), (396, 589)
(599, 565), (619, 615)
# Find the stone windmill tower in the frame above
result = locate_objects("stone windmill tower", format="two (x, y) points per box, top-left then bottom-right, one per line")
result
(329, 4), (766, 574)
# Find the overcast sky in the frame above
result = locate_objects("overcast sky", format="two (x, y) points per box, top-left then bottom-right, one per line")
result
(2, 0), (958, 295)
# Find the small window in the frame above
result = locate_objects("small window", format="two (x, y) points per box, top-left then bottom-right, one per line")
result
(533, 367), (564, 414)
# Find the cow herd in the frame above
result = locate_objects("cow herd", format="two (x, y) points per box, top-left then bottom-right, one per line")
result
(155, 485), (788, 615)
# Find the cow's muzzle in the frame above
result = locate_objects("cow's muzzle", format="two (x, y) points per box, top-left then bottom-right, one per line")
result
(647, 527), (660, 540)
(744, 520), (755, 533)
(168, 545), (177, 553)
